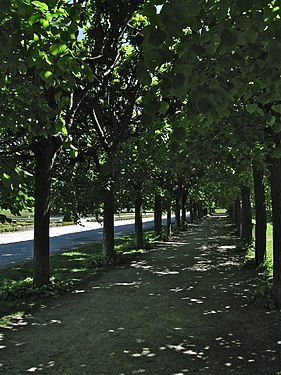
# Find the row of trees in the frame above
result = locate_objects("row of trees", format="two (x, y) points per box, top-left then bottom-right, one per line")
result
(1, 0), (281, 305)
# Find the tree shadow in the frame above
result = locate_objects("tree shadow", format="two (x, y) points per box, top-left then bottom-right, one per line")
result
(0, 215), (281, 374)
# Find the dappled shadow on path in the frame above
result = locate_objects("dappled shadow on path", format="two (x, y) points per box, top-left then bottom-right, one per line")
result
(1, 214), (281, 374)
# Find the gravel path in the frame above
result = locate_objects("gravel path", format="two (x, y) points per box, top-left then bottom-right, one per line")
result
(0, 214), (281, 374)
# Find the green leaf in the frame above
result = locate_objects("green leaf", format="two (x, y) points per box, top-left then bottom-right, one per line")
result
(171, 73), (186, 90)
(272, 145), (281, 159)
(18, 62), (27, 74)
(159, 101), (169, 114)
(172, 127), (186, 141)
(0, 0), (11, 13)
(191, 44), (206, 56)
(0, 33), (11, 58)
(220, 29), (237, 46)
(40, 18), (49, 29)
(32, 1), (49, 11)
(268, 40), (281, 68)
(186, 15), (201, 32)
(196, 98), (212, 114)
(169, 141), (179, 152)
(28, 14), (41, 25)
(144, 50), (163, 70)
(3, 173), (11, 180)
(142, 112), (155, 127)
(246, 104), (256, 114)
(69, 147), (78, 158)
(143, 3), (156, 17)
(246, 103), (263, 115)
(145, 100), (161, 114)
(148, 28), (166, 47)
(266, 115), (276, 126)
(137, 61), (152, 86)
(272, 104), (281, 114)
(49, 43), (68, 57)
(237, 0), (253, 12)
(55, 118), (68, 136)
(273, 123), (281, 133)
(41, 70), (53, 80)
(33, 33), (40, 42)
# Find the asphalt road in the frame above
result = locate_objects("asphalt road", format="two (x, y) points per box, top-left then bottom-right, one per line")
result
(0, 217), (171, 268)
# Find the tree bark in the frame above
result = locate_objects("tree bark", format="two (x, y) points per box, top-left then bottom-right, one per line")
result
(175, 194), (181, 228)
(181, 191), (187, 226)
(166, 206), (172, 236)
(253, 165), (267, 266)
(33, 137), (58, 287)
(134, 182), (144, 248)
(228, 205), (234, 221)
(194, 202), (200, 221)
(270, 157), (281, 307)
(154, 193), (162, 236)
(102, 186), (115, 258)
(190, 200), (194, 222)
(241, 185), (252, 244)
(234, 198), (241, 236)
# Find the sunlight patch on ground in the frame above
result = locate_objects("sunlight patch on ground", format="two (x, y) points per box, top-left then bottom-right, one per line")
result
(154, 270), (179, 276)
(189, 264), (212, 272)
(27, 361), (55, 372)
(181, 297), (205, 304)
(131, 347), (156, 358)
(131, 260), (153, 270)
(73, 289), (86, 294)
(109, 281), (141, 287)
(165, 241), (189, 246)
(170, 287), (184, 293)
(165, 342), (207, 359)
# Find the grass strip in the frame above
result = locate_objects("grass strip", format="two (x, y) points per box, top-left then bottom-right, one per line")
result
(0, 229), (160, 327)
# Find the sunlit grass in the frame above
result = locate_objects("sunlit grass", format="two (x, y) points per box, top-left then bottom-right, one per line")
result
(249, 220), (273, 277)
(266, 222), (273, 261)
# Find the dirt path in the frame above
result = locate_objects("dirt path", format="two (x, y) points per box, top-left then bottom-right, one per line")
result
(1, 214), (281, 375)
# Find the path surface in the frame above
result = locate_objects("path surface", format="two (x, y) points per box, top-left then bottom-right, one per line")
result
(1, 214), (281, 374)
(0, 217), (165, 268)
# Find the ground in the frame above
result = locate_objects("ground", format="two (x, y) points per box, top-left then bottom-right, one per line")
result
(0, 214), (281, 375)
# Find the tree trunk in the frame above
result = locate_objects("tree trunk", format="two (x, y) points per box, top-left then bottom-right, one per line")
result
(175, 194), (181, 228)
(181, 191), (187, 226)
(194, 202), (200, 221)
(190, 200), (194, 222)
(102, 186), (115, 258)
(154, 194), (162, 236)
(270, 157), (281, 307)
(33, 137), (58, 287)
(234, 198), (241, 236)
(228, 206), (234, 221)
(134, 182), (144, 248)
(253, 165), (267, 266)
(166, 206), (172, 236)
(241, 185), (252, 244)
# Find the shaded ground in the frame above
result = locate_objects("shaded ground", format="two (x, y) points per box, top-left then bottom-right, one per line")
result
(0, 214), (281, 375)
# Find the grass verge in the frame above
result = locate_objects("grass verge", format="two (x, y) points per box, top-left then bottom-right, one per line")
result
(240, 222), (275, 310)
(0, 228), (162, 328)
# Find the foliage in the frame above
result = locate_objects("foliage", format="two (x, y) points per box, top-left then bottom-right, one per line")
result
(0, 277), (73, 302)
(253, 283), (276, 310)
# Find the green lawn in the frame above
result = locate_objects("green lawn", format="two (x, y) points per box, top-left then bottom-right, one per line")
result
(248, 221), (273, 277)
(266, 222), (273, 261)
